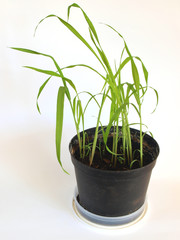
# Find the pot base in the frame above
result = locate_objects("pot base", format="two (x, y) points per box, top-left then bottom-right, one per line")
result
(72, 189), (147, 229)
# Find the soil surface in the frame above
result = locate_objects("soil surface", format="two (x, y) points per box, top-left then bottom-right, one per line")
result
(73, 136), (153, 171)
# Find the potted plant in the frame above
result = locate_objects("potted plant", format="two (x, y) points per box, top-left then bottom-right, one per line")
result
(12, 3), (159, 227)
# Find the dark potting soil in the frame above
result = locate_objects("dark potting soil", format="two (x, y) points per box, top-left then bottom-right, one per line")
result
(73, 136), (153, 171)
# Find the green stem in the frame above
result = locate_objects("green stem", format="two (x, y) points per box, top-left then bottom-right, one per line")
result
(124, 111), (132, 165)
(139, 104), (143, 167)
(89, 91), (107, 165)
(114, 120), (119, 167)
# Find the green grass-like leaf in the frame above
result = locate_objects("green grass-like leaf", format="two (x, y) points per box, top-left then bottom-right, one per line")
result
(56, 86), (69, 174)
(104, 103), (127, 144)
(34, 14), (104, 68)
(62, 64), (106, 81)
(24, 66), (61, 77)
(68, 3), (100, 44)
(36, 76), (51, 114)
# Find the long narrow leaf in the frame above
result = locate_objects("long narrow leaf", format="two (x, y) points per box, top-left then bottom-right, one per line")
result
(102, 23), (124, 39)
(36, 76), (51, 114)
(11, 47), (64, 78)
(56, 86), (68, 174)
(63, 77), (77, 93)
(77, 99), (83, 125)
(84, 92), (101, 114)
(149, 86), (159, 113)
(62, 64), (106, 81)
(68, 3), (100, 44)
(88, 29), (109, 74)
(114, 56), (131, 79)
(24, 66), (61, 77)
(34, 14), (104, 69)
(72, 96), (76, 116)
(130, 59), (140, 93)
(130, 103), (141, 118)
(100, 25), (141, 93)
(135, 56), (148, 85)
(11, 47), (42, 55)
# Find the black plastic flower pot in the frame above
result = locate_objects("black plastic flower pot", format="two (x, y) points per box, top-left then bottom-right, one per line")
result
(69, 127), (159, 226)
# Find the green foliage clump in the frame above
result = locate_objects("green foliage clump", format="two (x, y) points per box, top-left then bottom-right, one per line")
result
(12, 3), (158, 172)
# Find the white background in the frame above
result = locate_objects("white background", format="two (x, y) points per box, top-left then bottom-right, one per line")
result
(0, 0), (180, 239)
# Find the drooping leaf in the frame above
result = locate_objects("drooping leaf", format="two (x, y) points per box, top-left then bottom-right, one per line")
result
(130, 59), (140, 93)
(128, 122), (148, 129)
(63, 77), (77, 93)
(102, 23), (124, 39)
(62, 64), (106, 81)
(68, 3), (100, 44)
(72, 96), (76, 116)
(114, 56), (131, 79)
(88, 29), (110, 74)
(11, 47), (42, 55)
(11, 47), (64, 78)
(24, 66), (61, 77)
(34, 14), (103, 67)
(36, 76), (51, 114)
(77, 99), (83, 125)
(83, 92), (101, 114)
(130, 103), (141, 118)
(135, 56), (148, 86)
(143, 131), (154, 138)
(149, 86), (159, 113)
(130, 160), (140, 169)
(56, 86), (69, 174)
